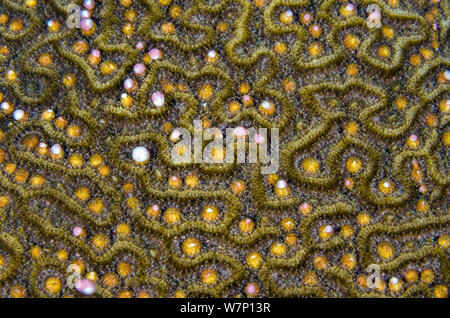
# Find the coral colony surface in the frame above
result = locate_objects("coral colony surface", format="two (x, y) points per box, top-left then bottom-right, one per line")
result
(0, 0), (449, 298)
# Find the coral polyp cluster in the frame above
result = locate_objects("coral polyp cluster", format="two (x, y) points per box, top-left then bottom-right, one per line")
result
(0, 0), (448, 298)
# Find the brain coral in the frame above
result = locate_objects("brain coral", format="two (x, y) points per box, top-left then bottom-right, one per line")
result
(0, 0), (448, 298)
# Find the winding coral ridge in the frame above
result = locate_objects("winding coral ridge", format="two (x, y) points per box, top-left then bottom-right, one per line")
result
(0, 0), (449, 298)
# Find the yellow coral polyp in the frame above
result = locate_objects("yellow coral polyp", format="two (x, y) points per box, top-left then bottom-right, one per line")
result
(45, 277), (62, 295)
(377, 242), (394, 259)
(302, 157), (320, 174)
(182, 237), (202, 256)
(246, 252), (263, 269)
(270, 242), (287, 256)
